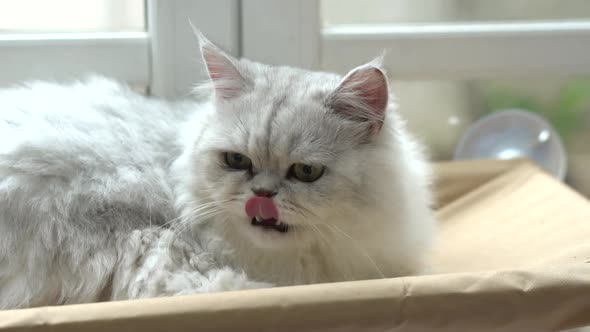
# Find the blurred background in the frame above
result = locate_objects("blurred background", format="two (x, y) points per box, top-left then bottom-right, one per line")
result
(1, 0), (589, 195)
(324, 0), (590, 196)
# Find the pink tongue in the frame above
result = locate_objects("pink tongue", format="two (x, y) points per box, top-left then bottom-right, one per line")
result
(245, 197), (279, 221)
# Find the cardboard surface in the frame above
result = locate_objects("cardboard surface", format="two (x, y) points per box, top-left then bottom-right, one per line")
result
(1, 160), (590, 331)
(432, 158), (525, 209)
(432, 160), (590, 273)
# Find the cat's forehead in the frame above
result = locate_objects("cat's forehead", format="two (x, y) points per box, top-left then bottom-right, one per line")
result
(217, 91), (360, 165)
(249, 111), (352, 166)
(238, 65), (341, 128)
(247, 62), (340, 101)
(209, 64), (366, 165)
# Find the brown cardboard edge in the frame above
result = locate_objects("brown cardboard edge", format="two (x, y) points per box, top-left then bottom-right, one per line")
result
(1, 265), (589, 332)
(433, 158), (528, 209)
(436, 160), (588, 219)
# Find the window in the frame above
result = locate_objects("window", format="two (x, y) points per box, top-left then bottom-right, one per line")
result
(0, 0), (148, 89)
(322, 0), (590, 25)
(0, 1), (240, 97)
(0, 0), (144, 32)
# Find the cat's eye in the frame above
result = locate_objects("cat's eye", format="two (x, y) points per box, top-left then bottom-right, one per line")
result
(224, 152), (252, 170)
(290, 163), (325, 182)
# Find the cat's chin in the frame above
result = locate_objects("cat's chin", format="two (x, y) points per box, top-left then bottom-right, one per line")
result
(237, 218), (309, 250)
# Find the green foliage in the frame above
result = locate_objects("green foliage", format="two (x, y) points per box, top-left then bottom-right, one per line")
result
(483, 79), (590, 142)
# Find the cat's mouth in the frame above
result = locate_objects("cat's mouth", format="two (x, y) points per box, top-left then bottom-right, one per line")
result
(251, 217), (289, 233)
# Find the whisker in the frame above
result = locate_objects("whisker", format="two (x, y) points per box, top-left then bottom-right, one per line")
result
(159, 199), (229, 229)
(172, 208), (224, 237)
(292, 202), (385, 279)
(318, 220), (385, 279)
(294, 209), (350, 281)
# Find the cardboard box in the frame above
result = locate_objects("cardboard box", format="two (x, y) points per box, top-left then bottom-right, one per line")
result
(1, 160), (589, 331)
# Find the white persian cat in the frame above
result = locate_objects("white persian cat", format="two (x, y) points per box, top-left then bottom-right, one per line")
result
(0, 34), (435, 309)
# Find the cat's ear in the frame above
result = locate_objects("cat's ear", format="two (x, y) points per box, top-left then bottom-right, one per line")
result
(327, 61), (389, 139)
(197, 32), (250, 100)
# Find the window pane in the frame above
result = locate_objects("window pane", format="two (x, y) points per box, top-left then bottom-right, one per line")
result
(0, 0), (144, 32)
(322, 0), (590, 26)
(391, 78), (590, 196)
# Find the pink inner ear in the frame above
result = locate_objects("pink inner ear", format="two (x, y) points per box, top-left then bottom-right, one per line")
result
(201, 44), (246, 100)
(203, 52), (229, 81)
(348, 68), (388, 114)
(329, 65), (389, 136)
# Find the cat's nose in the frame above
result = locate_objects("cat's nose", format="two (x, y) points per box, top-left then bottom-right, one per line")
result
(251, 188), (277, 197)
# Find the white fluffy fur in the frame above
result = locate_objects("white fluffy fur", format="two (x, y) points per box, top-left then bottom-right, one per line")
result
(0, 38), (435, 309)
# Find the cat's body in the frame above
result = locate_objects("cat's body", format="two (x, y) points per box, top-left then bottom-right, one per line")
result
(0, 36), (435, 309)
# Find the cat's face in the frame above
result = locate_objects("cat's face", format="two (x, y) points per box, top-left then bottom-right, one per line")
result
(191, 36), (389, 250)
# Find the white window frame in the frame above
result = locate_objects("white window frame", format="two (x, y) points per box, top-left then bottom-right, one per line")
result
(323, 21), (590, 79)
(241, 0), (590, 80)
(0, 0), (240, 98)
(2, 1), (590, 96)
(241, 0), (320, 70)
(0, 31), (148, 87)
(147, 0), (240, 98)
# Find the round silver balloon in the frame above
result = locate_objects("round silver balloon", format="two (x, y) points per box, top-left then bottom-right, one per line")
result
(454, 109), (567, 180)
